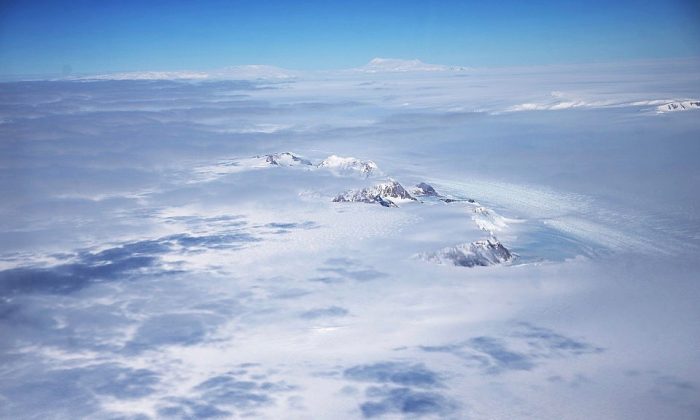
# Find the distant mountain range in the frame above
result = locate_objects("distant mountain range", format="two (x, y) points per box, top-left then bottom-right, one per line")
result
(656, 100), (700, 113)
(77, 58), (468, 81)
(195, 152), (380, 181)
(196, 151), (517, 268)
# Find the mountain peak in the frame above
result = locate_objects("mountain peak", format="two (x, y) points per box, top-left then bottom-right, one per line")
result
(318, 155), (379, 177)
(419, 239), (514, 267)
(333, 178), (416, 207)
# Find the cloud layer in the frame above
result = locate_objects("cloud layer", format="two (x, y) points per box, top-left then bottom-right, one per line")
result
(1, 60), (699, 419)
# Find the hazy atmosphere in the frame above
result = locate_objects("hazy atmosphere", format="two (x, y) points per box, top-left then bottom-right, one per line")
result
(1, 1), (699, 419)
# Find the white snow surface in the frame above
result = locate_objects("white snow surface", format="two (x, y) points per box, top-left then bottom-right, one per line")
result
(471, 205), (511, 234)
(317, 155), (379, 177)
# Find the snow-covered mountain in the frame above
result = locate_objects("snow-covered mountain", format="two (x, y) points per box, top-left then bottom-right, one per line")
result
(357, 58), (468, 73)
(79, 71), (210, 81)
(409, 182), (480, 204)
(471, 206), (509, 234)
(318, 155), (379, 177)
(197, 151), (517, 269)
(419, 239), (513, 267)
(197, 154), (515, 263)
(411, 182), (440, 197)
(258, 152), (312, 167)
(194, 152), (384, 182)
(656, 100), (700, 113)
(192, 152), (312, 181)
(333, 179), (416, 207)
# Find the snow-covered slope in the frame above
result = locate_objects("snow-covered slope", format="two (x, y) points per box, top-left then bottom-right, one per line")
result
(318, 155), (379, 177)
(408, 182), (480, 204)
(419, 239), (513, 267)
(471, 206), (509, 234)
(193, 152), (311, 181)
(656, 100), (700, 113)
(333, 179), (416, 207)
(411, 182), (440, 197)
(259, 152), (312, 167)
(195, 152), (382, 182)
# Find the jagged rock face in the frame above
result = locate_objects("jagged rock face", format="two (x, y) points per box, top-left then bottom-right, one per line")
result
(420, 239), (513, 267)
(412, 182), (439, 197)
(333, 191), (398, 207)
(441, 198), (476, 203)
(333, 179), (415, 207)
(318, 155), (379, 177)
(259, 152), (312, 166)
(370, 179), (415, 201)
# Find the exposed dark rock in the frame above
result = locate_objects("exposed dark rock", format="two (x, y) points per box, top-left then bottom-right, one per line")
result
(420, 239), (513, 267)
(440, 198), (475, 203)
(333, 179), (415, 207)
(412, 182), (439, 197)
(257, 152), (312, 166)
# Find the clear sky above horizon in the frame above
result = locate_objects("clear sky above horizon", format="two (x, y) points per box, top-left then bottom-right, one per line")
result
(1, 0), (699, 76)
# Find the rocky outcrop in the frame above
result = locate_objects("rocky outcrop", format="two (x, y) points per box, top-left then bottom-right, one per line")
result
(419, 239), (513, 267)
(411, 182), (439, 197)
(333, 179), (416, 207)
(657, 101), (700, 113)
(258, 152), (312, 166)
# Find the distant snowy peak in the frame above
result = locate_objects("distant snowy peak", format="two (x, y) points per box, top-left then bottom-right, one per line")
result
(80, 71), (210, 81)
(369, 179), (416, 201)
(420, 239), (513, 268)
(334, 193), (398, 208)
(333, 179), (416, 207)
(656, 100), (700, 113)
(192, 152), (311, 182)
(358, 58), (468, 73)
(411, 182), (478, 204)
(258, 152), (312, 167)
(472, 206), (509, 234)
(195, 152), (383, 182)
(318, 155), (379, 177)
(411, 182), (439, 197)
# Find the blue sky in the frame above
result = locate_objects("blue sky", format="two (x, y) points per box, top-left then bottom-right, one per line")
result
(0, 0), (699, 75)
